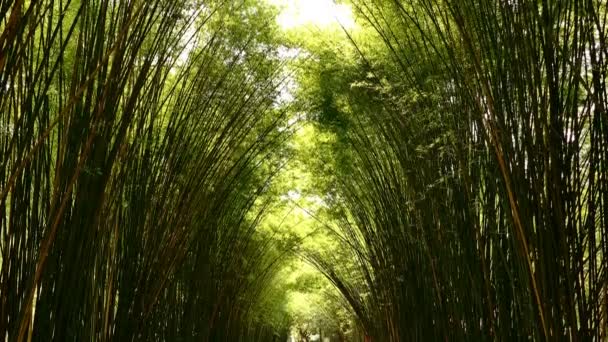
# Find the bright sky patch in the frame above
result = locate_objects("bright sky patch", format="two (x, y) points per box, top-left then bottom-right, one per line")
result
(268, 0), (355, 30)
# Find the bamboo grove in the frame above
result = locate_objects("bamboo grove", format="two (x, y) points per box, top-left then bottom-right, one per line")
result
(2, 0), (608, 341)
(0, 0), (293, 341)
(304, 0), (608, 340)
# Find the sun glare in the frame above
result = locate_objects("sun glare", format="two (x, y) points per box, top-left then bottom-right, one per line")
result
(268, 0), (355, 30)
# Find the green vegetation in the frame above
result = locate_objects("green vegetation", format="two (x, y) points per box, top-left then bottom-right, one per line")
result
(1, 0), (607, 341)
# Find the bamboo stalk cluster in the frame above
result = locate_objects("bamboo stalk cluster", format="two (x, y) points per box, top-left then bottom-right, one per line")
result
(0, 1), (289, 341)
(313, 0), (608, 340)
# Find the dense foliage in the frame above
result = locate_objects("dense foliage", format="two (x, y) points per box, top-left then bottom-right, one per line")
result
(2, 0), (607, 341)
